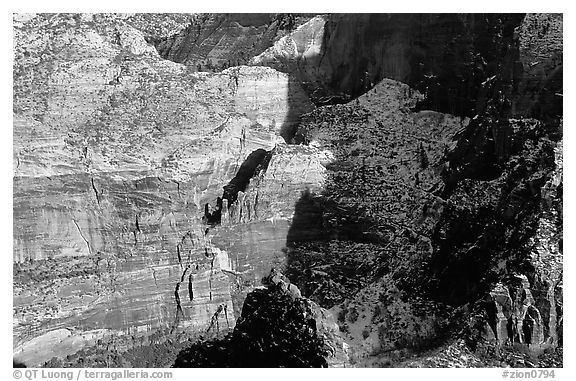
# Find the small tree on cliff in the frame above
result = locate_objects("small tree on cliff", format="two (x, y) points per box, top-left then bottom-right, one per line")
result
(418, 142), (429, 169)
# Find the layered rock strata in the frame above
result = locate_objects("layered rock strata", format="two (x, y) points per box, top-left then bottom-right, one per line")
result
(13, 13), (314, 366)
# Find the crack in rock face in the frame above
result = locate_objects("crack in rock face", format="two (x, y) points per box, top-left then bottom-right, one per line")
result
(13, 13), (562, 368)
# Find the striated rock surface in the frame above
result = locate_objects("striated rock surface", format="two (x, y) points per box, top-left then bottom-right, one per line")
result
(13, 13), (314, 366)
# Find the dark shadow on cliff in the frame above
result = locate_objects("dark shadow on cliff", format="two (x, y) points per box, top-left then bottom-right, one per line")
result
(283, 188), (393, 306)
(279, 75), (313, 143)
(282, 117), (560, 360)
(290, 14), (561, 123)
(284, 12), (562, 303)
(315, 14), (523, 117)
(279, 16), (562, 362)
(284, 117), (559, 309)
(203, 148), (271, 224)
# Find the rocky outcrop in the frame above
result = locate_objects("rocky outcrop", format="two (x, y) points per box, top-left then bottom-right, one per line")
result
(481, 135), (562, 349)
(486, 275), (547, 346)
(173, 270), (348, 367)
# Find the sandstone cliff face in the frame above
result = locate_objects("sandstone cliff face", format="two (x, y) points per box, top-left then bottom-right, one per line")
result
(13, 13), (314, 366)
(13, 13), (562, 368)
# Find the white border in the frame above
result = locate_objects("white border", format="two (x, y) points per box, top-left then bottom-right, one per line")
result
(3, 3), (572, 378)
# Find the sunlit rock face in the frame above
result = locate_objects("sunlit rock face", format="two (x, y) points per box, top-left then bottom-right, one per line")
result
(12, 13), (314, 366)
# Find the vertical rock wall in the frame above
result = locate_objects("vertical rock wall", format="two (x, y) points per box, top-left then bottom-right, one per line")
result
(12, 13), (315, 366)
